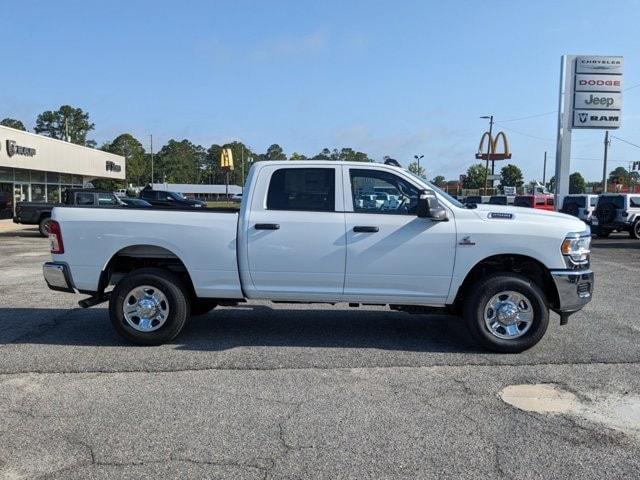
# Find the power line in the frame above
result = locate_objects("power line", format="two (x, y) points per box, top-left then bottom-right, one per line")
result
(494, 122), (553, 142)
(497, 110), (557, 122)
(611, 135), (640, 150)
(623, 82), (640, 92)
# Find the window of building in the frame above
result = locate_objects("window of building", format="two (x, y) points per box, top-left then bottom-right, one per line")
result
(14, 169), (29, 182)
(47, 185), (60, 203)
(349, 169), (420, 215)
(266, 168), (335, 212)
(30, 184), (46, 203)
(60, 174), (72, 184)
(46, 172), (60, 184)
(0, 168), (12, 182)
(31, 171), (46, 183)
(72, 175), (83, 187)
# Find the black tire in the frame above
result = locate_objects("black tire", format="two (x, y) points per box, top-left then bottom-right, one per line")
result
(463, 273), (549, 353)
(38, 216), (52, 237)
(109, 268), (190, 345)
(190, 299), (218, 316)
(630, 220), (640, 239)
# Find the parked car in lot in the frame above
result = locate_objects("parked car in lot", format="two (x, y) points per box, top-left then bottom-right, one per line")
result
(463, 195), (483, 206)
(592, 193), (640, 238)
(43, 161), (593, 353)
(488, 195), (515, 206)
(140, 189), (207, 208)
(120, 197), (152, 207)
(13, 189), (121, 236)
(561, 194), (598, 223)
(230, 193), (243, 203)
(514, 194), (555, 211)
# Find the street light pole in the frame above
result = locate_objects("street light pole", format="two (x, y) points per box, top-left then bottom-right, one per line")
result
(414, 154), (424, 177)
(150, 134), (154, 186)
(602, 130), (610, 193)
(480, 115), (494, 195)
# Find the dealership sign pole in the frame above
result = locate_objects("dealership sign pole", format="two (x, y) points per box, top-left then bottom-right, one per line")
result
(554, 55), (623, 207)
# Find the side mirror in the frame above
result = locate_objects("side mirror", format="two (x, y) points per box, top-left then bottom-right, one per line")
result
(417, 190), (448, 221)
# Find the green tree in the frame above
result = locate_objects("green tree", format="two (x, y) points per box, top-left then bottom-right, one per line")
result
(34, 105), (95, 146)
(408, 161), (426, 179)
(569, 172), (586, 194)
(431, 175), (445, 186)
(102, 133), (148, 187)
(290, 152), (308, 160)
(499, 164), (524, 189)
(0, 118), (26, 131)
(463, 163), (489, 189)
(155, 139), (206, 183)
(312, 148), (332, 160)
(263, 144), (286, 161)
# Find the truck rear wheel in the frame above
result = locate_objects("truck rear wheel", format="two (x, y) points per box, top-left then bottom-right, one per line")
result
(109, 268), (190, 345)
(38, 216), (52, 237)
(630, 220), (640, 239)
(463, 273), (549, 353)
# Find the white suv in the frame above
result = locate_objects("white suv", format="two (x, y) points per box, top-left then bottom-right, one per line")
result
(592, 193), (640, 238)
(561, 194), (599, 223)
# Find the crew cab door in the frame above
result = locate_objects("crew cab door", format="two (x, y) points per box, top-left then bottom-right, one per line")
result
(342, 166), (456, 304)
(242, 164), (346, 300)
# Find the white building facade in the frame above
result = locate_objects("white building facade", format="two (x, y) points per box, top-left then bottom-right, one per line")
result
(0, 125), (125, 216)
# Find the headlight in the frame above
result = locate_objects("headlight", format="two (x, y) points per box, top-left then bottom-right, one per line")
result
(561, 234), (591, 263)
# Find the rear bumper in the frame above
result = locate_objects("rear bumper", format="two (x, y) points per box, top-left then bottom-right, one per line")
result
(43, 262), (77, 293)
(550, 269), (594, 312)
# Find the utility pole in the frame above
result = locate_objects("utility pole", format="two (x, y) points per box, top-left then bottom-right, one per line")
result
(543, 151), (547, 187)
(602, 130), (610, 193)
(480, 115), (494, 194)
(150, 134), (154, 186)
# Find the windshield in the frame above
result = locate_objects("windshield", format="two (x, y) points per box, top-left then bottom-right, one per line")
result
(402, 169), (464, 208)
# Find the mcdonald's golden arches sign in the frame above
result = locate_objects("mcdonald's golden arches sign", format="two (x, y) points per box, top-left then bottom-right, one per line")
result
(220, 148), (234, 170)
(475, 131), (512, 161)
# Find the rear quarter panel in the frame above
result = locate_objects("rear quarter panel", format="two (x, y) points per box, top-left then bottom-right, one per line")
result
(51, 207), (243, 298)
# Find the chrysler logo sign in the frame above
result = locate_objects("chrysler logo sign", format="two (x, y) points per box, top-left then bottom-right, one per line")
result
(6, 139), (36, 157)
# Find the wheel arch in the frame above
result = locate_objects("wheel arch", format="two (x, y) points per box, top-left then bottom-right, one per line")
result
(100, 244), (196, 299)
(451, 254), (559, 314)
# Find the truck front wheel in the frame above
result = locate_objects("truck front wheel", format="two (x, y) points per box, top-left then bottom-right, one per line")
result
(463, 273), (549, 353)
(109, 268), (190, 345)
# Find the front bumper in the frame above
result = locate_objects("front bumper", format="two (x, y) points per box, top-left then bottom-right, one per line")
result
(550, 269), (594, 312)
(43, 262), (76, 293)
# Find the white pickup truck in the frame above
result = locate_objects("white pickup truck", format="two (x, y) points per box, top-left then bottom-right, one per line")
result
(43, 161), (593, 352)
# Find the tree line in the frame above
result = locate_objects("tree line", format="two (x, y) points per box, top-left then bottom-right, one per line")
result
(2, 105), (633, 193)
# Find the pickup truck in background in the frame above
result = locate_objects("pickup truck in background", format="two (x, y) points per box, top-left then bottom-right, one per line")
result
(13, 189), (122, 236)
(43, 161), (594, 353)
(139, 188), (207, 208)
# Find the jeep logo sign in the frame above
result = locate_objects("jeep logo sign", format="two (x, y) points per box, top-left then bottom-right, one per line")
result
(105, 160), (122, 172)
(574, 92), (622, 111)
(6, 139), (36, 157)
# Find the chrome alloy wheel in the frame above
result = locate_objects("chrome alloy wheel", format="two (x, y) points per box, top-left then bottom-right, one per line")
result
(483, 290), (534, 340)
(122, 285), (170, 332)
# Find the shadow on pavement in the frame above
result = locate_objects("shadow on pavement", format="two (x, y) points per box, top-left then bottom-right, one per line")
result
(0, 304), (480, 353)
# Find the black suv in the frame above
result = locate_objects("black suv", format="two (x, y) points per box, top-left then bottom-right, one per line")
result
(140, 189), (206, 208)
(592, 194), (640, 239)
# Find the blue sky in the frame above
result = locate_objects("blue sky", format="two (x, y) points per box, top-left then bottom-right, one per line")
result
(2, 0), (640, 182)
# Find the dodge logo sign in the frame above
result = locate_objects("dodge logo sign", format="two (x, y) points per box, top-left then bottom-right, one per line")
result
(6, 139), (36, 157)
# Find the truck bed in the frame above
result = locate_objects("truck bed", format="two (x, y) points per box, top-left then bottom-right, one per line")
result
(52, 206), (243, 299)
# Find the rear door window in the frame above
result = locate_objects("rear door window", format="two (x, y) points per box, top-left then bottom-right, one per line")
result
(98, 193), (119, 206)
(267, 168), (335, 212)
(630, 196), (640, 208)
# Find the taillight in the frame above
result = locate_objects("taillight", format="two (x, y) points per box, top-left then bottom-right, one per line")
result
(49, 220), (64, 254)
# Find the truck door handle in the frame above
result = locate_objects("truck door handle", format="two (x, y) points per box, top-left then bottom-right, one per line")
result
(255, 223), (280, 230)
(353, 226), (379, 233)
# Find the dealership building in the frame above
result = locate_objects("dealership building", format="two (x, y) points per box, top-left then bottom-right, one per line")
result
(0, 125), (125, 215)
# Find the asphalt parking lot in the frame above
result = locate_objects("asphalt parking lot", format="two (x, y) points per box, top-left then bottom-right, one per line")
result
(1, 227), (639, 479)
